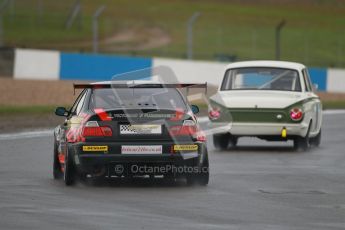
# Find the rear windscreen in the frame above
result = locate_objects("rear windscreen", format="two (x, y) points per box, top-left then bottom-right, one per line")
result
(221, 67), (301, 92)
(89, 88), (187, 110)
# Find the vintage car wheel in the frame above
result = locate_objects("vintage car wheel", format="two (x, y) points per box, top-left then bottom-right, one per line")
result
(64, 148), (76, 186)
(310, 129), (321, 147)
(213, 133), (237, 150)
(294, 122), (311, 151)
(186, 147), (209, 186)
(53, 142), (63, 180)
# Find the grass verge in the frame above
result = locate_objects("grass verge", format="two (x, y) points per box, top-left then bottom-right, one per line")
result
(3, 0), (345, 67)
(322, 101), (345, 110)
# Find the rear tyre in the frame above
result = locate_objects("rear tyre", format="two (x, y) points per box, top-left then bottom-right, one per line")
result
(293, 122), (311, 151)
(186, 147), (209, 186)
(310, 129), (321, 147)
(53, 143), (63, 180)
(213, 133), (237, 150)
(64, 148), (76, 186)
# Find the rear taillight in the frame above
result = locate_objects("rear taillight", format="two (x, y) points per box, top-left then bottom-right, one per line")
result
(208, 108), (221, 120)
(169, 120), (206, 142)
(290, 108), (303, 121)
(82, 121), (112, 137)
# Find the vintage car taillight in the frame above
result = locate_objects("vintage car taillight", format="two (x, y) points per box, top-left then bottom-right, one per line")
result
(208, 108), (221, 120)
(82, 121), (112, 137)
(168, 120), (206, 142)
(290, 108), (303, 121)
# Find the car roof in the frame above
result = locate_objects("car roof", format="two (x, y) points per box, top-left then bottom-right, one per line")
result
(225, 61), (306, 71)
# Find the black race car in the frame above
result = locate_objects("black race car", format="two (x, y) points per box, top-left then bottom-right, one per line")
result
(53, 81), (209, 186)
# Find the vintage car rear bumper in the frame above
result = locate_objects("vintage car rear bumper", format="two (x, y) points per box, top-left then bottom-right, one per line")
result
(214, 122), (309, 137)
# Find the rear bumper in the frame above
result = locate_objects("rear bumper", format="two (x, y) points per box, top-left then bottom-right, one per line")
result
(68, 142), (206, 174)
(221, 122), (308, 137)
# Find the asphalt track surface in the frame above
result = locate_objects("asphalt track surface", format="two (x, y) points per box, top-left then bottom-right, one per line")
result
(0, 112), (345, 230)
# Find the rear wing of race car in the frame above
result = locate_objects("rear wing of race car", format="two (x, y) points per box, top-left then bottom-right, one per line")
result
(73, 82), (208, 95)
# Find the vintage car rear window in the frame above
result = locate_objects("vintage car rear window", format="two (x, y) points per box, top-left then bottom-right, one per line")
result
(89, 88), (187, 110)
(221, 67), (301, 92)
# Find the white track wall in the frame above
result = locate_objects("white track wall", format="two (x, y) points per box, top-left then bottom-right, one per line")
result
(13, 49), (60, 80)
(10, 48), (345, 93)
(152, 58), (226, 86)
(327, 69), (345, 93)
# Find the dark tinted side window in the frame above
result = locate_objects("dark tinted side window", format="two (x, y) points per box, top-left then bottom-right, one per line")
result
(75, 92), (88, 115)
(70, 89), (87, 116)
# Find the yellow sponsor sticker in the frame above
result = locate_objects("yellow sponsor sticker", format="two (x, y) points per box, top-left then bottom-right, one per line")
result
(83, 146), (108, 152)
(173, 144), (198, 151)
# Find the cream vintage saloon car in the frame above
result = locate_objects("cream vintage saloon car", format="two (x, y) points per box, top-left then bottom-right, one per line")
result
(209, 61), (322, 151)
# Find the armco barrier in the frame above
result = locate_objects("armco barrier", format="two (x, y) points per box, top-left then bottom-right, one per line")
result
(11, 48), (345, 92)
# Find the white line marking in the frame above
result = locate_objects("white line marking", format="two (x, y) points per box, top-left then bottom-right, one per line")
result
(0, 129), (53, 141)
(322, 110), (345, 115)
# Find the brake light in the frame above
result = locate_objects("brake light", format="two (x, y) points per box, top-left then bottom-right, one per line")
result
(169, 120), (206, 142)
(82, 121), (112, 137)
(209, 108), (221, 120)
(290, 108), (303, 121)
